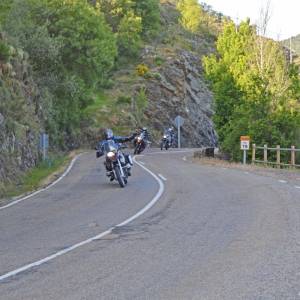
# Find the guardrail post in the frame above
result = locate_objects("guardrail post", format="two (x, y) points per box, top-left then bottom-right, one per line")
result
(252, 144), (256, 164)
(264, 144), (268, 165)
(291, 145), (296, 168)
(276, 145), (280, 168)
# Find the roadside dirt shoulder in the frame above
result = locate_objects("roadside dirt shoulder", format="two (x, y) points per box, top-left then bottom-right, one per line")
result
(194, 157), (300, 183)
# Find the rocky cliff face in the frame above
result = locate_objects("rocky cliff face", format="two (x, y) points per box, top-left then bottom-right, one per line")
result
(0, 36), (42, 195)
(144, 49), (218, 147)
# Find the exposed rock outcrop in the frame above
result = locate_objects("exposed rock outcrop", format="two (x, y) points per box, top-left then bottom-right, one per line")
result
(0, 36), (42, 195)
(145, 49), (218, 147)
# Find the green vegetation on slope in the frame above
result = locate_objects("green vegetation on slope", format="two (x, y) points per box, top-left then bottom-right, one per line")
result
(1, 153), (69, 199)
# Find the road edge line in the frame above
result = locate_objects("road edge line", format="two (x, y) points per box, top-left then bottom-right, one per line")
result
(0, 155), (164, 281)
(0, 153), (83, 211)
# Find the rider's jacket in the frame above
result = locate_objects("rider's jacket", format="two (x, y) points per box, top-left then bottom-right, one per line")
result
(96, 134), (135, 157)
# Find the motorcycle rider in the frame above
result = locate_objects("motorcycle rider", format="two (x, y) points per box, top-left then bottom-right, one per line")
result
(133, 127), (150, 152)
(96, 128), (136, 180)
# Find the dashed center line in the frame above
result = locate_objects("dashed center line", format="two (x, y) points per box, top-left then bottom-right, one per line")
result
(295, 186), (300, 189)
(278, 180), (287, 184)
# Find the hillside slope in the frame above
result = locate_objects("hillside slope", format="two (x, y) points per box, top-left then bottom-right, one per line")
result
(83, 0), (220, 147)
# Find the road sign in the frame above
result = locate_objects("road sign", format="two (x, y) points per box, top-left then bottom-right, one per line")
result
(40, 133), (49, 160)
(240, 136), (250, 164)
(241, 141), (250, 150)
(240, 136), (250, 150)
(174, 115), (184, 128)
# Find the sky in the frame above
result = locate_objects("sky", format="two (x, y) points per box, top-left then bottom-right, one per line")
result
(201, 0), (300, 40)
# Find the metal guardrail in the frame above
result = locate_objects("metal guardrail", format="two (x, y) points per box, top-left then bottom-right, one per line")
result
(252, 144), (300, 168)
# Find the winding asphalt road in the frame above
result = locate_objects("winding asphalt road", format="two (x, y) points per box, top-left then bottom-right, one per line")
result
(1, 149), (300, 299)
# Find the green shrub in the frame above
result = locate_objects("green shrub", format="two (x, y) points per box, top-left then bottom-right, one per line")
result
(152, 72), (161, 80)
(154, 56), (165, 66)
(136, 87), (148, 110)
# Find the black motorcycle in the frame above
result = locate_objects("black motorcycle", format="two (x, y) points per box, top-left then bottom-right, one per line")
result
(160, 132), (172, 150)
(99, 140), (132, 188)
(134, 131), (147, 155)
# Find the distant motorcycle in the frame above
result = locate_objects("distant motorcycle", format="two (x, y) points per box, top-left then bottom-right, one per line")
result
(97, 140), (132, 188)
(134, 131), (147, 155)
(160, 132), (172, 150)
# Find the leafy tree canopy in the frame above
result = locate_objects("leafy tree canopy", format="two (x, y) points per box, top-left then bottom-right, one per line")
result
(204, 20), (300, 160)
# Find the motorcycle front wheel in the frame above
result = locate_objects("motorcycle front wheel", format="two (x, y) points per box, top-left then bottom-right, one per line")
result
(134, 145), (140, 155)
(115, 165), (126, 188)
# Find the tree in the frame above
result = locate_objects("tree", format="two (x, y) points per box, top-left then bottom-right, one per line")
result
(177, 0), (203, 33)
(4, 0), (118, 147)
(46, 0), (117, 85)
(204, 19), (300, 160)
(132, 0), (160, 38)
(117, 12), (142, 57)
(97, 0), (144, 57)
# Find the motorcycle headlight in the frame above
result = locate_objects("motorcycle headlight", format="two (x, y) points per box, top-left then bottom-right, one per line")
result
(107, 151), (116, 159)
(163, 135), (167, 139)
(137, 137), (142, 142)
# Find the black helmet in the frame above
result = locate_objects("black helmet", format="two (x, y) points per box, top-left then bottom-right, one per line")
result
(104, 128), (114, 140)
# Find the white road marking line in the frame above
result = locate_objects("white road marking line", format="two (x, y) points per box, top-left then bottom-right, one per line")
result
(139, 161), (145, 165)
(278, 180), (287, 184)
(182, 156), (187, 161)
(244, 172), (249, 174)
(148, 150), (194, 155)
(295, 186), (300, 189)
(158, 174), (167, 181)
(0, 154), (83, 211)
(0, 156), (164, 282)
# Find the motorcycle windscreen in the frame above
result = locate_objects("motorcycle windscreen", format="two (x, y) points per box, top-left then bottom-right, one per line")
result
(103, 140), (119, 153)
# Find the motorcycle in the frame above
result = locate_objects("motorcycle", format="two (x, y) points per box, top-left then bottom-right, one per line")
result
(160, 132), (172, 150)
(98, 140), (132, 188)
(134, 131), (147, 155)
